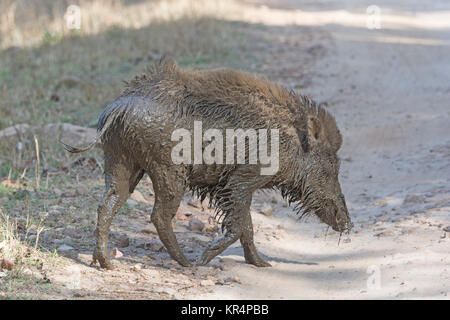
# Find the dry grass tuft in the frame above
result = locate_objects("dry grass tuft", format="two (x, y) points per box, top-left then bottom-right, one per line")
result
(0, 206), (47, 263)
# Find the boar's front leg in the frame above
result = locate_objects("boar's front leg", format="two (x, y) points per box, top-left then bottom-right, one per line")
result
(149, 164), (192, 267)
(197, 180), (254, 266)
(197, 170), (272, 266)
(240, 212), (271, 267)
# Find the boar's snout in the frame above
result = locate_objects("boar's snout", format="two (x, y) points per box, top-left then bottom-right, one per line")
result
(333, 196), (353, 233)
(317, 196), (353, 233)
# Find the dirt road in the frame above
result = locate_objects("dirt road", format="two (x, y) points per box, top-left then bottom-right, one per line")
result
(197, 0), (450, 299)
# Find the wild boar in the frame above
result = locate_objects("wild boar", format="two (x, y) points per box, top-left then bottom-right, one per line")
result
(62, 59), (352, 269)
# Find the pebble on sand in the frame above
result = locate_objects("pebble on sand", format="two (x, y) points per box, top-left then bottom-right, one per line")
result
(57, 245), (74, 252)
(257, 203), (273, 216)
(200, 279), (215, 286)
(117, 235), (130, 248)
(76, 185), (89, 196)
(188, 218), (205, 232)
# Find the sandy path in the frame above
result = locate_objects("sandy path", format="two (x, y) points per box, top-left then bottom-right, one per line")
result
(198, 0), (450, 299)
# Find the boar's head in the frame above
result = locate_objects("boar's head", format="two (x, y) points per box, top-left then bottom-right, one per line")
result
(285, 98), (353, 234)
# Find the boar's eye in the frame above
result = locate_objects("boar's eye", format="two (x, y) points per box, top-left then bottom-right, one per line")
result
(327, 158), (340, 174)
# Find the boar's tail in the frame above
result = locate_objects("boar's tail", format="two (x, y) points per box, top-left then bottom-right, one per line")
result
(60, 123), (108, 154)
(60, 133), (102, 154)
(60, 102), (121, 154)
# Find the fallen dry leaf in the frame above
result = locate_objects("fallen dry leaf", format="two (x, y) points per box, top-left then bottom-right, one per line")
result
(1, 257), (16, 271)
(1, 180), (24, 189)
(110, 248), (123, 259)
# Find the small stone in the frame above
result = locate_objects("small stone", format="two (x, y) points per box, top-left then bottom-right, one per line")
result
(200, 279), (215, 287)
(57, 245), (74, 252)
(132, 264), (142, 271)
(188, 218), (205, 232)
(22, 268), (44, 280)
(127, 199), (138, 208)
(117, 235), (130, 248)
(54, 188), (62, 197)
(1, 258), (15, 271)
(191, 234), (210, 242)
(257, 203), (273, 216)
(63, 236), (74, 244)
(64, 227), (81, 239)
(73, 292), (85, 298)
(224, 276), (242, 284)
(0, 197), (8, 203)
(443, 226), (450, 232)
(141, 226), (157, 235)
(76, 185), (89, 196)
(110, 248), (123, 259)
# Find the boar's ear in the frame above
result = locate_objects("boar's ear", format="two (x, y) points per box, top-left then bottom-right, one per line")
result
(307, 115), (325, 149)
(297, 129), (309, 153)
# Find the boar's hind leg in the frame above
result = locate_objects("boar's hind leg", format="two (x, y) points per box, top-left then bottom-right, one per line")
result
(149, 165), (192, 267)
(92, 160), (144, 270)
(240, 213), (271, 267)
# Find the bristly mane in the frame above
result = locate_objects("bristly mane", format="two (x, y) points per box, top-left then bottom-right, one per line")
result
(120, 58), (302, 130)
(98, 58), (340, 163)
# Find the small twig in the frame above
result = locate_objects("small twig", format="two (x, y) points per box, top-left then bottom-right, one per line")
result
(34, 135), (40, 189)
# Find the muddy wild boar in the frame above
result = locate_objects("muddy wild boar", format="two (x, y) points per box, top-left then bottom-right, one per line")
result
(62, 59), (352, 269)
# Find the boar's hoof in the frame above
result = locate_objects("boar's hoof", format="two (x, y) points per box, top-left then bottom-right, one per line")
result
(177, 258), (194, 267)
(249, 259), (272, 267)
(91, 251), (114, 270)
